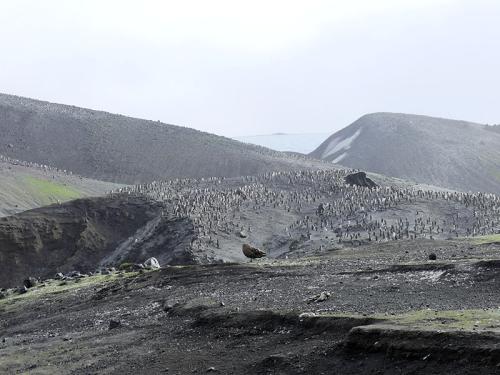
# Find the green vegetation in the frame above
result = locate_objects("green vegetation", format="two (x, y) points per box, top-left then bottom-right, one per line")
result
(379, 309), (500, 331)
(22, 176), (82, 203)
(118, 262), (135, 271)
(304, 309), (500, 332)
(466, 234), (500, 245)
(0, 272), (137, 312)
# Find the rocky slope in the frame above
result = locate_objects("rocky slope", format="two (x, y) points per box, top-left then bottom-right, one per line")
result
(310, 113), (500, 194)
(0, 195), (198, 288)
(0, 93), (328, 184)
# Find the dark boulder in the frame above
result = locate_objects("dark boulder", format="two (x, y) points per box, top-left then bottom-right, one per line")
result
(23, 277), (38, 289)
(109, 320), (122, 330)
(344, 172), (377, 188)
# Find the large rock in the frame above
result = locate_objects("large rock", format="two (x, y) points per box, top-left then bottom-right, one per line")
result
(344, 172), (377, 188)
(23, 277), (38, 289)
(143, 257), (161, 270)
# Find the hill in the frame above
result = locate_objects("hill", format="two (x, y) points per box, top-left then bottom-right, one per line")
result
(0, 155), (120, 217)
(310, 113), (500, 194)
(2, 168), (500, 373)
(234, 132), (330, 154)
(2, 168), (499, 288)
(0, 93), (328, 184)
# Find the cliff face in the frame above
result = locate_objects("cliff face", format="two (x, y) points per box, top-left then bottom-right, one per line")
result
(0, 195), (195, 288)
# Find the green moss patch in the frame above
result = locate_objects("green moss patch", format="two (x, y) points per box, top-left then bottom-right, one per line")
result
(466, 234), (500, 245)
(374, 309), (500, 332)
(21, 176), (82, 203)
(0, 272), (139, 312)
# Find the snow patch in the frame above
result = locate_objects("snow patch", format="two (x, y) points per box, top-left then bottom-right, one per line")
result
(332, 152), (347, 163)
(322, 128), (362, 159)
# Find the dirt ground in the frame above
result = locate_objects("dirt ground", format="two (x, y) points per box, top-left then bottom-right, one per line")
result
(1, 238), (500, 374)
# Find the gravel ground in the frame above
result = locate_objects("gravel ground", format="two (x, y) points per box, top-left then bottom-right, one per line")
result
(1, 238), (500, 374)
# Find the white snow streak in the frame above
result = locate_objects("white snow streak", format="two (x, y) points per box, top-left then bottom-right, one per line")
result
(322, 128), (362, 159)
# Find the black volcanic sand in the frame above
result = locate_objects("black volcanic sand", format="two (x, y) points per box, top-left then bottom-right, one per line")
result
(1, 239), (500, 374)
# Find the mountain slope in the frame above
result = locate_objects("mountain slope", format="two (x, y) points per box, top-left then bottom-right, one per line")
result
(0, 93), (327, 184)
(310, 113), (500, 193)
(0, 155), (120, 217)
(234, 132), (330, 154)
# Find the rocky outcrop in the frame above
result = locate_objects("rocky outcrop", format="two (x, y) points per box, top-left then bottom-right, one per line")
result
(344, 172), (377, 188)
(0, 194), (195, 288)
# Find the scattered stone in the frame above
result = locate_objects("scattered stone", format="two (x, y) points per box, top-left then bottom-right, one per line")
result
(238, 230), (248, 238)
(163, 302), (176, 313)
(17, 286), (28, 294)
(143, 257), (161, 269)
(206, 367), (217, 372)
(67, 271), (82, 278)
(306, 291), (331, 304)
(23, 277), (38, 289)
(298, 312), (317, 319)
(109, 320), (122, 330)
(163, 297), (224, 315)
(55, 272), (65, 280)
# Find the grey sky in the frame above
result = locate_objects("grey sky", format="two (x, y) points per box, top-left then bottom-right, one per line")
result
(0, 0), (499, 136)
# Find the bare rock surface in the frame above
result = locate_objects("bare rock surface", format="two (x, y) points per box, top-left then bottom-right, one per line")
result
(344, 171), (377, 188)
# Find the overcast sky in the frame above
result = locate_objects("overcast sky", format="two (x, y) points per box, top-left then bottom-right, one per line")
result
(0, 1), (499, 136)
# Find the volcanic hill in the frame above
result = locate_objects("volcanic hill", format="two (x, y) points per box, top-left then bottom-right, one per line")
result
(310, 113), (500, 194)
(0, 93), (328, 184)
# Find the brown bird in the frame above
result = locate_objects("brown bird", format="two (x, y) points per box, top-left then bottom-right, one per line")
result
(242, 244), (266, 261)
